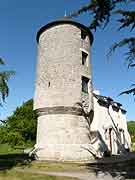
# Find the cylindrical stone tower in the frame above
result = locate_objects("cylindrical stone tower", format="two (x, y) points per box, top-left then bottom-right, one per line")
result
(34, 18), (94, 162)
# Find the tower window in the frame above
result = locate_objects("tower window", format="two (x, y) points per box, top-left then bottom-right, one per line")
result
(81, 30), (87, 40)
(82, 51), (88, 65)
(82, 76), (89, 93)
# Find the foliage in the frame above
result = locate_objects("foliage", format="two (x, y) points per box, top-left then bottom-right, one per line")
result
(0, 58), (15, 105)
(127, 121), (135, 142)
(69, 0), (130, 30)
(127, 121), (135, 151)
(0, 143), (21, 154)
(0, 99), (37, 147)
(69, 0), (135, 95)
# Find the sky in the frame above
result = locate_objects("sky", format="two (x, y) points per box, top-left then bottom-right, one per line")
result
(0, 0), (135, 120)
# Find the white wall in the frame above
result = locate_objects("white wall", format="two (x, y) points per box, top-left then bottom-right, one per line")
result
(90, 95), (131, 156)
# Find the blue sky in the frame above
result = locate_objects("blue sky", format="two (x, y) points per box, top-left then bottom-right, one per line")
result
(0, 0), (135, 120)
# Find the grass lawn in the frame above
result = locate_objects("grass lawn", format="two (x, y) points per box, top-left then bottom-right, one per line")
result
(0, 169), (77, 180)
(0, 144), (80, 179)
(29, 161), (87, 172)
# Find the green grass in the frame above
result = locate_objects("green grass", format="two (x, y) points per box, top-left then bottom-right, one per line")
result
(29, 161), (86, 172)
(0, 169), (77, 180)
(0, 145), (81, 180)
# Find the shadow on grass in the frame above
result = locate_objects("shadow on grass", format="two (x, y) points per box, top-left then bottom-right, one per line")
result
(84, 153), (135, 179)
(0, 153), (31, 170)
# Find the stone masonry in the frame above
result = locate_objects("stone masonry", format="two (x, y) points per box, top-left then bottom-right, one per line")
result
(34, 19), (94, 161)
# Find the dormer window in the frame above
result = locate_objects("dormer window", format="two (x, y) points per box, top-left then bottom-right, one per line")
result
(82, 76), (89, 93)
(82, 51), (88, 65)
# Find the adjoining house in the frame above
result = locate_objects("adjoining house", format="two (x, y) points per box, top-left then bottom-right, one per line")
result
(90, 90), (131, 158)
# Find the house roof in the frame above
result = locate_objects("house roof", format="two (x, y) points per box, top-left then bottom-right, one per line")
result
(93, 93), (126, 114)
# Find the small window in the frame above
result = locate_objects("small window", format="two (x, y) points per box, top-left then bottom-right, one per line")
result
(82, 76), (89, 93)
(82, 51), (88, 65)
(81, 30), (87, 40)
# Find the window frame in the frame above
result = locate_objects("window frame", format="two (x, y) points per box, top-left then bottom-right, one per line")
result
(82, 51), (88, 66)
(82, 76), (89, 93)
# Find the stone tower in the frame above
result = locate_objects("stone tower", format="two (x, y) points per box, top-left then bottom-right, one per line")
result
(34, 18), (94, 162)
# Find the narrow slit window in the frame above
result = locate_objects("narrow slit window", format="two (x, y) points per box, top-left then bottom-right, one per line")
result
(82, 51), (88, 65)
(81, 30), (87, 40)
(82, 76), (89, 93)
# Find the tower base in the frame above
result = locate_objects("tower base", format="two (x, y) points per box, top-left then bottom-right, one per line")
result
(35, 114), (94, 162)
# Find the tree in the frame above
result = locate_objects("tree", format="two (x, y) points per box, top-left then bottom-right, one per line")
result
(0, 58), (15, 105)
(69, 0), (135, 95)
(0, 99), (37, 147)
(127, 121), (135, 142)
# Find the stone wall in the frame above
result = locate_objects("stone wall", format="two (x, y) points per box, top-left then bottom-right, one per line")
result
(34, 21), (94, 161)
(36, 114), (93, 161)
(34, 24), (92, 109)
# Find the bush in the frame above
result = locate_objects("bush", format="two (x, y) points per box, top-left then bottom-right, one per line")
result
(0, 99), (37, 147)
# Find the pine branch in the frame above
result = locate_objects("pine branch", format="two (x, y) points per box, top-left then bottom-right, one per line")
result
(69, 3), (95, 17)
(0, 71), (15, 81)
(114, 9), (135, 30)
(119, 86), (135, 96)
(69, 0), (127, 30)
(0, 58), (5, 65)
(108, 37), (135, 68)
(0, 77), (9, 101)
(0, 120), (7, 124)
(0, 71), (15, 101)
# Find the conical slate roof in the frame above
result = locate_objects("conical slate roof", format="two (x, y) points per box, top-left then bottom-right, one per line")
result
(36, 18), (94, 45)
